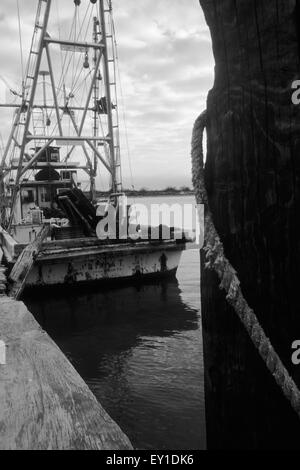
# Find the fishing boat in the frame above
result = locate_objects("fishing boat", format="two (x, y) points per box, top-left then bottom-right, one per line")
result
(0, 0), (188, 293)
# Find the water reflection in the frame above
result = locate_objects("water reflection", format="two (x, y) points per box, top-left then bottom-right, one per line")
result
(25, 250), (205, 450)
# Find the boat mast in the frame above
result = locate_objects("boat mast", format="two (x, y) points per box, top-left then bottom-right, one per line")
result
(8, 0), (53, 229)
(99, 0), (117, 194)
(91, 16), (100, 202)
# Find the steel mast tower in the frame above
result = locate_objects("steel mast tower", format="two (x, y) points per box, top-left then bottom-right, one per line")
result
(0, 0), (121, 229)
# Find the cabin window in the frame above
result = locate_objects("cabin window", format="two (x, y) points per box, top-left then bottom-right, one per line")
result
(61, 171), (71, 180)
(21, 189), (35, 204)
(39, 187), (52, 204)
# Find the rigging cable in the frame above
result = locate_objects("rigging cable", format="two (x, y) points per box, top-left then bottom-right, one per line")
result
(71, 3), (92, 93)
(55, 0), (64, 91)
(71, 5), (78, 94)
(111, 17), (135, 191)
(52, 9), (77, 105)
(48, 3), (89, 134)
(48, 3), (92, 127)
(45, 8), (77, 127)
(16, 0), (24, 86)
(70, 3), (94, 93)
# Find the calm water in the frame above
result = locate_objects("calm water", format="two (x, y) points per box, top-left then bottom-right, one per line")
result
(24, 196), (206, 450)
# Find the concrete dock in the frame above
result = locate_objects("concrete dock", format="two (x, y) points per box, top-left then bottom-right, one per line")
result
(0, 294), (133, 450)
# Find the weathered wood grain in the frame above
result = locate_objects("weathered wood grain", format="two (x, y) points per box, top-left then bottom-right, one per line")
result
(199, 0), (300, 449)
(0, 229), (23, 263)
(0, 297), (133, 450)
(8, 226), (49, 299)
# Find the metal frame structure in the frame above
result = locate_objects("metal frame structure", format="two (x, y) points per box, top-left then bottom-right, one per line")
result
(0, 0), (121, 229)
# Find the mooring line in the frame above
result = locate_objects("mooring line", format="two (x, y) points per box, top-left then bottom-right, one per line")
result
(191, 110), (300, 417)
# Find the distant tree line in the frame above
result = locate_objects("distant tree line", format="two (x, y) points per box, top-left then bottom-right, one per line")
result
(88, 186), (194, 198)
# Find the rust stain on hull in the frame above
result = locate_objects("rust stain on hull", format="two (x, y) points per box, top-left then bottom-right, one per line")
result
(26, 244), (183, 288)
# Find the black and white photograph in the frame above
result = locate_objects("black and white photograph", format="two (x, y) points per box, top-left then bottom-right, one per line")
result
(0, 0), (299, 454)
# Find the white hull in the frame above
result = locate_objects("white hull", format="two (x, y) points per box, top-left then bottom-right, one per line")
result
(1, 227), (186, 291)
(25, 239), (184, 289)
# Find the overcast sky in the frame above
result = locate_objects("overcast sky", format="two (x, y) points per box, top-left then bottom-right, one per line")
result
(0, 0), (214, 190)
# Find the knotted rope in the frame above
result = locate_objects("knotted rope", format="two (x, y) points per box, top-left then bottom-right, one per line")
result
(192, 110), (300, 417)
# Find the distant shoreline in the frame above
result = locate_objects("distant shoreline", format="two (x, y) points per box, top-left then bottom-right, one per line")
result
(87, 189), (195, 198)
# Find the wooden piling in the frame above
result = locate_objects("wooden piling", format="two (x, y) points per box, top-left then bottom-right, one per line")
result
(0, 296), (133, 450)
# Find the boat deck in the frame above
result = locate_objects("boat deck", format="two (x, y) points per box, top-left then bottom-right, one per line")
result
(37, 238), (185, 262)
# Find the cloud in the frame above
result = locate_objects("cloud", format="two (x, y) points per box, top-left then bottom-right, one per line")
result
(112, 0), (214, 188)
(0, 0), (214, 190)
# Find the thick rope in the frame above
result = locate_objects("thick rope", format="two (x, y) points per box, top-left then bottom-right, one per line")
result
(192, 110), (300, 417)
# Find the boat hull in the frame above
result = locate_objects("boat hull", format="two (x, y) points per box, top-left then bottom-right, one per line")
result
(25, 239), (185, 289)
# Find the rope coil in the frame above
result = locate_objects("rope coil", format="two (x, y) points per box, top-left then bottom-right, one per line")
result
(192, 110), (300, 417)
